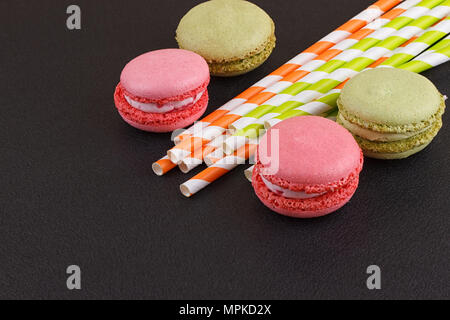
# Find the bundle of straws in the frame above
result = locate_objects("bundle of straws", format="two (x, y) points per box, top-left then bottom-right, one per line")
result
(151, 0), (450, 197)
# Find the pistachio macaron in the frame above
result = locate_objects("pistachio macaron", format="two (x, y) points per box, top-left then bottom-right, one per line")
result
(176, 0), (276, 77)
(337, 68), (446, 160)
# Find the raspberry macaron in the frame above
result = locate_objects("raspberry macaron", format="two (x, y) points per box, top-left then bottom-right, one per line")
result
(114, 49), (210, 133)
(252, 116), (364, 218)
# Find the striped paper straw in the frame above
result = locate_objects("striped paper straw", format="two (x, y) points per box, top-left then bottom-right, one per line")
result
(180, 139), (259, 198)
(228, 0), (420, 133)
(264, 16), (450, 128)
(415, 33), (450, 58)
(255, 1), (450, 132)
(399, 41), (450, 70)
(287, 41), (450, 124)
(282, 23), (440, 118)
(152, 156), (177, 176)
(178, 134), (230, 173)
(227, 0), (436, 133)
(368, 25), (428, 67)
(166, 0), (402, 164)
(379, 16), (450, 66)
(265, 1), (449, 112)
(204, 147), (226, 167)
(222, 0), (447, 154)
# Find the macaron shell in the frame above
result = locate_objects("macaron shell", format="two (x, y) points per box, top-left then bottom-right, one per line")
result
(338, 94), (445, 134)
(114, 84), (208, 133)
(338, 68), (442, 127)
(252, 166), (359, 218)
(120, 49), (210, 100)
(258, 116), (362, 188)
(209, 35), (276, 76)
(351, 118), (442, 158)
(176, 0), (274, 62)
(363, 141), (432, 160)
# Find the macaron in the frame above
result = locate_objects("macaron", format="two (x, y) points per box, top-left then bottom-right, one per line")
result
(114, 49), (210, 133)
(252, 116), (364, 218)
(337, 68), (446, 160)
(176, 0), (276, 77)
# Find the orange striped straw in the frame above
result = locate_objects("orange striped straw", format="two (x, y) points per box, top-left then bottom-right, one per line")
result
(204, 147), (225, 167)
(152, 156), (177, 176)
(178, 133), (230, 173)
(166, 0), (402, 165)
(180, 139), (259, 197)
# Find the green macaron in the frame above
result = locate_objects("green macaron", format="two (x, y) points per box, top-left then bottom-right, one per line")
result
(176, 0), (276, 77)
(337, 68), (446, 160)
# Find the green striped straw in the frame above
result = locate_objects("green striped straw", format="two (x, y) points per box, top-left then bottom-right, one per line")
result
(379, 17), (450, 66)
(222, 0), (450, 154)
(399, 41), (450, 71)
(255, 1), (450, 130)
(416, 33), (450, 57)
(260, 2), (450, 128)
(227, 0), (445, 134)
(265, 27), (450, 129)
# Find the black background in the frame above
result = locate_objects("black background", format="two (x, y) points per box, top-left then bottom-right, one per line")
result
(1, 0), (449, 300)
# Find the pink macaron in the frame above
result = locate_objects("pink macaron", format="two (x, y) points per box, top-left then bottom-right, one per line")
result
(252, 116), (364, 218)
(114, 49), (210, 133)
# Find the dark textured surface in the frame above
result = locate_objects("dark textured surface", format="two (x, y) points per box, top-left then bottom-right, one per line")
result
(0, 0), (449, 300)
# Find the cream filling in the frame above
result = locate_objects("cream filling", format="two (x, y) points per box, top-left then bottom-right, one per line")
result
(125, 91), (205, 114)
(338, 114), (430, 142)
(261, 175), (326, 199)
